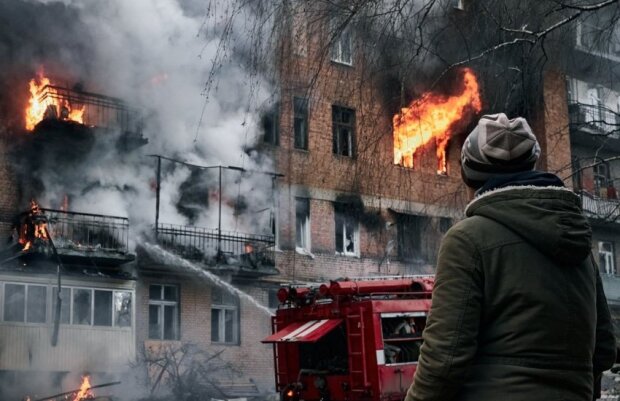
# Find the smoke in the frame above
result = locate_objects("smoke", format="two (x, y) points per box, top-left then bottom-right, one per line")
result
(0, 0), (277, 239)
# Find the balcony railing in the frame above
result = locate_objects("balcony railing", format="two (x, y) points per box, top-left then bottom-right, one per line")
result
(578, 191), (620, 222)
(155, 223), (276, 273)
(568, 103), (620, 136)
(37, 84), (142, 133)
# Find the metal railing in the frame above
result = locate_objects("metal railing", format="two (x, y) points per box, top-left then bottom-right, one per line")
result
(578, 191), (620, 222)
(38, 84), (142, 133)
(42, 208), (130, 254)
(568, 103), (620, 135)
(156, 223), (275, 268)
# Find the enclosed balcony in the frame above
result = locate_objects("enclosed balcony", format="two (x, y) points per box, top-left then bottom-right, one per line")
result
(154, 223), (277, 277)
(15, 205), (135, 266)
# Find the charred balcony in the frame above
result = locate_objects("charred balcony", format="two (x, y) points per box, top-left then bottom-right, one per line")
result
(155, 223), (277, 277)
(568, 103), (620, 138)
(17, 206), (135, 266)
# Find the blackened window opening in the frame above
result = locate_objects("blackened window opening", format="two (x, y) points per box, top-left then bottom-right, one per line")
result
(335, 203), (359, 256)
(294, 97), (309, 150)
(332, 106), (355, 157)
(262, 102), (280, 146)
(295, 198), (310, 251)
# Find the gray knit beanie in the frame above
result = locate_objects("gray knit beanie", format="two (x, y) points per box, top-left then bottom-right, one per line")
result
(461, 113), (541, 189)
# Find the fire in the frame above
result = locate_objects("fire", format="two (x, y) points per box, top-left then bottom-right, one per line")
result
(72, 375), (94, 401)
(25, 71), (85, 130)
(18, 200), (49, 251)
(393, 68), (482, 174)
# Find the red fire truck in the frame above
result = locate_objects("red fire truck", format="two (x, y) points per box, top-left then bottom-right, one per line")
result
(262, 276), (434, 401)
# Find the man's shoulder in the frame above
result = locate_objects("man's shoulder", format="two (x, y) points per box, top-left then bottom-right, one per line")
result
(447, 215), (516, 249)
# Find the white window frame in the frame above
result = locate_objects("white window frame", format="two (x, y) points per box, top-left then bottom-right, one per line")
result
(330, 21), (353, 66)
(599, 241), (616, 275)
(295, 197), (311, 253)
(335, 210), (360, 257)
(148, 284), (179, 340)
(2, 283), (47, 324)
(211, 289), (240, 345)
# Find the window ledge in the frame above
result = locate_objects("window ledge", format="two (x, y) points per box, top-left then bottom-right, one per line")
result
(293, 148), (310, 154)
(330, 59), (354, 68)
(211, 341), (240, 346)
(296, 248), (315, 259)
(335, 252), (361, 259)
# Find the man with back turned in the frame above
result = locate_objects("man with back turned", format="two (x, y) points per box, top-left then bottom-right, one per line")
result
(405, 113), (616, 401)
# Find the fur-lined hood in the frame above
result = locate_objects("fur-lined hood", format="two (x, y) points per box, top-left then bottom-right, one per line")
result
(465, 185), (592, 265)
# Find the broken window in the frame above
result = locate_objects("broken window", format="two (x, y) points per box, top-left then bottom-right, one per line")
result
(114, 291), (132, 327)
(211, 287), (240, 345)
(594, 161), (610, 197)
(262, 102), (280, 146)
(599, 241), (616, 275)
(332, 106), (355, 157)
(330, 19), (353, 65)
(296, 197), (310, 252)
(335, 204), (359, 256)
(149, 284), (179, 340)
(294, 97), (309, 150)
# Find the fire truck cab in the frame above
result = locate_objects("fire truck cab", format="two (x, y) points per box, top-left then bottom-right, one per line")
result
(262, 276), (434, 401)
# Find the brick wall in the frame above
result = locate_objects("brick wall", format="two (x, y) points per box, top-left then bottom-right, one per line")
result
(0, 136), (19, 238)
(136, 275), (275, 392)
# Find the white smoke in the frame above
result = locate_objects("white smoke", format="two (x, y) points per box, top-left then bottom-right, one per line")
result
(26, 0), (277, 237)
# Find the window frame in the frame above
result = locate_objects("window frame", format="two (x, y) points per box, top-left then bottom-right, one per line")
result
(599, 241), (616, 275)
(211, 287), (240, 345)
(148, 284), (180, 341)
(2, 283), (47, 324)
(262, 102), (280, 146)
(334, 205), (360, 257)
(295, 197), (311, 252)
(332, 105), (356, 157)
(293, 97), (309, 150)
(330, 20), (353, 66)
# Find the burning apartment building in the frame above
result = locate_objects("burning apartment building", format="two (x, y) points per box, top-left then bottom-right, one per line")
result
(0, 0), (619, 399)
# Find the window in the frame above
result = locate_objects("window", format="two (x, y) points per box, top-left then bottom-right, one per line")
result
(73, 289), (92, 325)
(332, 106), (355, 157)
(294, 97), (308, 150)
(149, 284), (179, 340)
(335, 204), (359, 256)
(594, 162), (610, 197)
(599, 241), (616, 275)
(295, 198), (310, 252)
(211, 287), (240, 344)
(53, 287), (70, 324)
(268, 289), (280, 309)
(94, 290), (113, 326)
(330, 21), (353, 65)
(114, 291), (132, 327)
(262, 103), (279, 146)
(397, 214), (433, 262)
(3, 284), (47, 323)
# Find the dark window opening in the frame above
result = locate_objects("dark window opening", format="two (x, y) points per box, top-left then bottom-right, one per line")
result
(294, 97), (309, 150)
(262, 102), (280, 146)
(332, 106), (355, 157)
(335, 204), (359, 256)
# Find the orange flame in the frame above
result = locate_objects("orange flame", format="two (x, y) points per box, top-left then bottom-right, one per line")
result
(18, 200), (49, 251)
(73, 375), (94, 401)
(393, 68), (482, 174)
(25, 71), (85, 130)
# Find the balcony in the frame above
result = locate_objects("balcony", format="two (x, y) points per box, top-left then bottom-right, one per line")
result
(578, 190), (620, 223)
(154, 223), (278, 277)
(568, 103), (620, 137)
(16, 207), (135, 266)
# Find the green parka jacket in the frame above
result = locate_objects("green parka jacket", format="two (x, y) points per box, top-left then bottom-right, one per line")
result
(405, 185), (616, 401)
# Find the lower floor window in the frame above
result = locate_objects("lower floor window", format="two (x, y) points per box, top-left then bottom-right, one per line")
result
(211, 288), (239, 344)
(148, 284), (179, 340)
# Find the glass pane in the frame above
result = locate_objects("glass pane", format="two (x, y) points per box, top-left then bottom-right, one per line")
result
(73, 289), (92, 325)
(114, 292), (132, 327)
(149, 304), (161, 339)
(4, 284), (25, 322)
(163, 286), (177, 301)
(163, 305), (177, 340)
(94, 290), (112, 326)
(225, 309), (235, 343)
(211, 308), (220, 342)
(52, 287), (70, 324)
(149, 285), (162, 300)
(27, 285), (47, 323)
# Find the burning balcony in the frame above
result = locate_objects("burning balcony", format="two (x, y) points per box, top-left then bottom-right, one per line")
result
(26, 73), (143, 135)
(16, 204), (134, 266)
(155, 223), (277, 276)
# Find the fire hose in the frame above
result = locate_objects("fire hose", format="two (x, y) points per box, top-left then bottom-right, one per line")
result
(43, 226), (63, 347)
